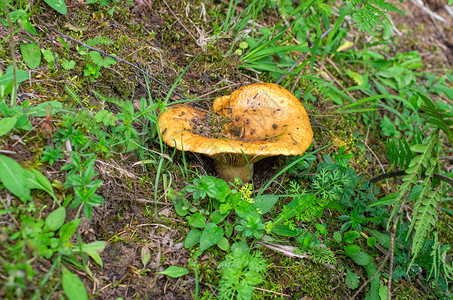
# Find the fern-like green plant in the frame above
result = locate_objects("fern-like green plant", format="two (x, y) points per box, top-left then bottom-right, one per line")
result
(417, 89), (453, 144)
(217, 243), (267, 300)
(388, 131), (439, 224)
(85, 36), (114, 47)
(65, 85), (82, 105)
(385, 134), (422, 170)
(348, 0), (404, 33)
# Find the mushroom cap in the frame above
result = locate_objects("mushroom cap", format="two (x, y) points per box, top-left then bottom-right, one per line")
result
(158, 83), (313, 166)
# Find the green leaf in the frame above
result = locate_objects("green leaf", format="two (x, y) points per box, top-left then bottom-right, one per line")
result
(45, 207), (66, 231)
(379, 283), (388, 299)
(62, 266), (88, 300)
(252, 194), (279, 214)
(62, 59), (76, 70)
(0, 116), (17, 136)
(200, 223), (224, 251)
(25, 101), (62, 117)
(315, 223), (328, 235)
(210, 210), (228, 224)
(343, 231), (361, 243)
(43, 0), (67, 14)
(271, 224), (299, 237)
(14, 114), (32, 130)
(187, 212), (206, 228)
(20, 42), (41, 69)
(76, 241), (106, 267)
(141, 246), (151, 268)
(173, 198), (190, 216)
(203, 176), (230, 202)
(369, 229), (390, 249)
(59, 219), (81, 241)
(344, 244), (360, 255)
(89, 52), (116, 68)
(18, 18), (37, 36)
(367, 237), (377, 248)
(235, 201), (260, 219)
(156, 266), (189, 278)
(217, 237), (230, 251)
(333, 231), (342, 243)
(346, 269), (359, 289)
(0, 67), (29, 86)
(25, 169), (57, 201)
(348, 251), (371, 266)
(0, 154), (30, 201)
(184, 228), (201, 249)
(410, 144), (428, 153)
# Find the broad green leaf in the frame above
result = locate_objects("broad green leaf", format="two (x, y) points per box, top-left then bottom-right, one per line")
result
(62, 59), (76, 70)
(62, 267), (88, 300)
(333, 231), (342, 243)
(25, 101), (62, 117)
(369, 229), (390, 249)
(0, 154), (30, 201)
(252, 195), (279, 214)
(367, 237), (377, 248)
(14, 114), (32, 130)
(348, 251), (371, 266)
(89, 52), (116, 68)
(45, 207), (66, 231)
(18, 19), (37, 36)
(0, 116), (17, 136)
(203, 176), (230, 202)
(410, 144), (428, 153)
(344, 244), (360, 255)
(20, 42), (41, 69)
(210, 210), (228, 224)
(271, 224), (299, 237)
(315, 223), (328, 235)
(173, 198), (190, 216)
(200, 223), (224, 251)
(217, 237), (230, 251)
(59, 219), (81, 242)
(25, 169), (57, 201)
(141, 246), (151, 268)
(0, 67), (29, 86)
(364, 261), (381, 300)
(379, 283), (388, 299)
(184, 228), (201, 249)
(343, 231), (360, 243)
(156, 266), (189, 278)
(76, 241), (106, 267)
(43, 0), (67, 14)
(346, 269), (359, 289)
(187, 212), (206, 228)
(235, 201), (260, 219)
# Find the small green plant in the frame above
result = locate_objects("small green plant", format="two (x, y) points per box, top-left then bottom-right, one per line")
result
(41, 146), (64, 165)
(171, 162), (334, 298)
(217, 242), (267, 300)
(0, 0), (67, 37)
(83, 50), (116, 82)
(0, 151), (105, 299)
(62, 152), (104, 219)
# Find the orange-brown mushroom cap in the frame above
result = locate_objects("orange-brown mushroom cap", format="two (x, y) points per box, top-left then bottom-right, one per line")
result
(158, 83), (313, 182)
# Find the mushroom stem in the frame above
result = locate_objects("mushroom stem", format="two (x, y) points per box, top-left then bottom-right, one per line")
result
(214, 160), (254, 183)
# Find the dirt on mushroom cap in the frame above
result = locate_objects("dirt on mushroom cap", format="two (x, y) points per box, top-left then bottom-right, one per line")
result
(158, 83), (313, 159)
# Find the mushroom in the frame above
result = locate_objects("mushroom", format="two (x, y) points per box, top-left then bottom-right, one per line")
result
(158, 83), (313, 182)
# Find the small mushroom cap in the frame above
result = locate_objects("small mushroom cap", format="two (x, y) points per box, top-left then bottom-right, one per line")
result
(158, 83), (313, 166)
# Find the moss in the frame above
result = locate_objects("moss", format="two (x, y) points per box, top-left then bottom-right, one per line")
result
(260, 253), (346, 299)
